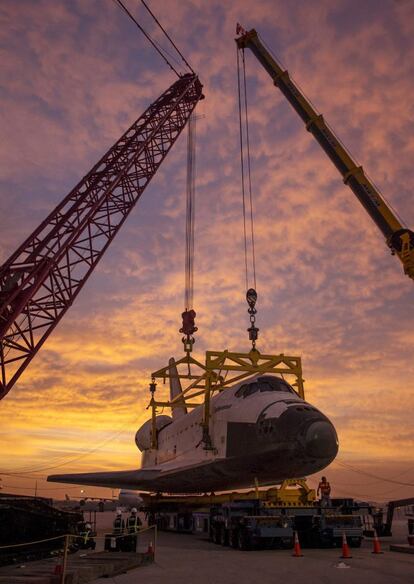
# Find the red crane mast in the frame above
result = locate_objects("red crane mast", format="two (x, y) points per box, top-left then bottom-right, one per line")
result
(0, 73), (204, 400)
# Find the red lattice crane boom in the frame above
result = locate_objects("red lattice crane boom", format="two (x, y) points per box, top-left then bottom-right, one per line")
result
(0, 73), (204, 400)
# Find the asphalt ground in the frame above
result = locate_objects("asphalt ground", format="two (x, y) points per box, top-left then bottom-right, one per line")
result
(91, 518), (414, 584)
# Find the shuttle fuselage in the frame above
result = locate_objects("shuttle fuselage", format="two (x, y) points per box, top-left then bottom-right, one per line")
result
(48, 374), (338, 493)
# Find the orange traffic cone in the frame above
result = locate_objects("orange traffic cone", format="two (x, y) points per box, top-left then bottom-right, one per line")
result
(340, 532), (352, 559)
(372, 530), (384, 554)
(147, 540), (154, 555)
(292, 531), (303, 557)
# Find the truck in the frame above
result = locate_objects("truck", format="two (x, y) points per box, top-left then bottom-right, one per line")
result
(297, 511), (363, 548)
(142, 480), (366, 551)
(370, 497), (414, 537)
(210, 501), (293, 550)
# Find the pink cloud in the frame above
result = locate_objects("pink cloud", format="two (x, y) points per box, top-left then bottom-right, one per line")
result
(0, 0), (413, 500)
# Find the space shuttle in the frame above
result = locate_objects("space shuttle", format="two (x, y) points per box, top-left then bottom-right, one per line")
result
(48, 358), (338, 493)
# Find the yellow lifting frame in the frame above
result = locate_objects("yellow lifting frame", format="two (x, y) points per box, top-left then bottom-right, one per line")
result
(140, 478), (316, 508)
(148, 348), (305, 449)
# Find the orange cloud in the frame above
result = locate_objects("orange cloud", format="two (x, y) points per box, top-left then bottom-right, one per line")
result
(1, 0), (413, 501)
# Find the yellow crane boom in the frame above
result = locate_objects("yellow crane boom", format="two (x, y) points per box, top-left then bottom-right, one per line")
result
(236, 27), (414, 280)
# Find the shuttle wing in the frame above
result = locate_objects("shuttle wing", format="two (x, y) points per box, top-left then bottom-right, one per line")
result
(47, 458), (219, 491)
(47, 468), (162, 491)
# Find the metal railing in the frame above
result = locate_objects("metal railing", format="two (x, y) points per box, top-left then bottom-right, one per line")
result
(0, 525), (157, 583)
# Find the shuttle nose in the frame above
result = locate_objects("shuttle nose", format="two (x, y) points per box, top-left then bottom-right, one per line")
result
(305, 421), (338, 459)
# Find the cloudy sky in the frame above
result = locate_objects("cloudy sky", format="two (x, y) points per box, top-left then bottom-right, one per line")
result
(1, 0), (413, 502)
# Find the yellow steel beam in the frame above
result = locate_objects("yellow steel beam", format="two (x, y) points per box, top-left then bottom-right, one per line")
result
(149, 348), (305, 448)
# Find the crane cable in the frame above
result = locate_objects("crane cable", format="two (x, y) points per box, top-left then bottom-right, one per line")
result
(185, 114), (196, 312)
(179, 114), (198, 349)
(114, 0), (180, 77)
(237, 47), (260, 347)
(237, 48), (257, 292)
(140, 0), (195, 75)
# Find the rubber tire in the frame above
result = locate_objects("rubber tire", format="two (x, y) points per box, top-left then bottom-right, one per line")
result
(212, 526), (221, 545)
(237, 529), (250, 551)
(229, 530), (238, 549)
(220, 528), (228, 547)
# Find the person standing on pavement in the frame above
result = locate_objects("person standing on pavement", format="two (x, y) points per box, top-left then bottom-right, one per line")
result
(127, 507), (142, 534)
(113, 509), (125, 535)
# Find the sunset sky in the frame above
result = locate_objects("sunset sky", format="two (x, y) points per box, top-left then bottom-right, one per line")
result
(1, 0), (414, 502)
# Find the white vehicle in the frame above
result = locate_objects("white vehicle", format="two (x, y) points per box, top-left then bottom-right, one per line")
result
(49, 366), (338, 493)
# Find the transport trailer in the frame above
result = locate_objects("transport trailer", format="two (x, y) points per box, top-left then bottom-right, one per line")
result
(142, 480), (367, 550)
(210, 501), (293, 550)
(154, 509), (197, 533)
(209, 500), (364, 550)
(295, 510), (363, 548)
(143, 478), (316, 534)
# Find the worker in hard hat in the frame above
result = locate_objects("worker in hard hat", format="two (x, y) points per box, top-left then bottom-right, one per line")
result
(113, 509), (125, 535)
(317, 476), (331, 508)
(126, 507), (142, 534)
(78, 521), (96, 550)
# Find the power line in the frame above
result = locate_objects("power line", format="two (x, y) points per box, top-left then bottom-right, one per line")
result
(0, 417), (137, 475)
(113, 0), (180, 77)
(1, 482), (88, 492)
(334, 460), (414, 487)
(140, 0), (195, 74)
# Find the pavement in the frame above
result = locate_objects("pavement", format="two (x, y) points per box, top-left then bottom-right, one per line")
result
(90, 519), (414, 584)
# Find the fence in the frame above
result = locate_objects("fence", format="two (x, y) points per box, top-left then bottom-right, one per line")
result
(0, 525), (157, 583)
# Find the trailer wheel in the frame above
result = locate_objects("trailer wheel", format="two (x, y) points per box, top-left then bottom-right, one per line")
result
(237, 529), (250, 551)
(229, 530), (238, 549)
(220, 528), (228, 546)
(210, 525), (217, 543)
(212, 525), (221, 545)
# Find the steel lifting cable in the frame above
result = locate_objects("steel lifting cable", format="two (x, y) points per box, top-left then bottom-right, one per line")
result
(114, 0), (180, 77)
(185, 114), (196, 311)
(241, 49), (257, 291)
(237, 48), (257, 292)
(237, 49), (249, 292)
(140, 0), (196, 75)
(237, 47), (260, 348)
(179, 114), (198, 349)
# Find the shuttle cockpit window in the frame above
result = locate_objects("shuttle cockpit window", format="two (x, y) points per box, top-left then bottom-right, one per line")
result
(235, 376), (295, 398)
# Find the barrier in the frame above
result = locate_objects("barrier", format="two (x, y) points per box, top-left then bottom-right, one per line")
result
(0, 525), (157, 583)
(340, 532), (352, 559)
(292, 532), (303, 557)
(103, 525), (156, 554)
(372, 530), (384, 554)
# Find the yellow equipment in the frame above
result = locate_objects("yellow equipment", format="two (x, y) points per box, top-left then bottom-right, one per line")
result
(141, 478), (316, 508)
(236, 26), (414, 280)
(149, 347), (305, 450)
